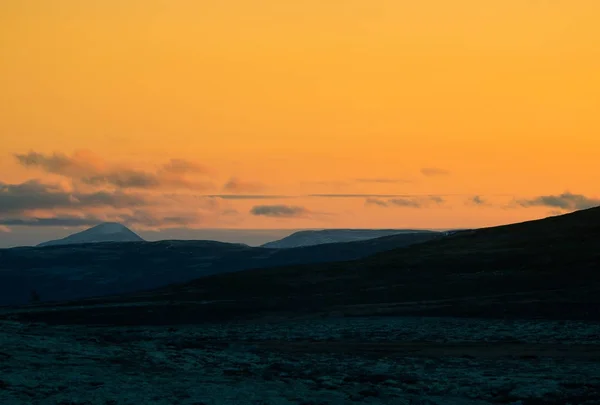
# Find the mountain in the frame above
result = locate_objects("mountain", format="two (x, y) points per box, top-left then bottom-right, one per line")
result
(37, 222), (144, 247)
(5, 206), (599, 325)
(262, 229), (436, 248)
(0, 231), (440, 305)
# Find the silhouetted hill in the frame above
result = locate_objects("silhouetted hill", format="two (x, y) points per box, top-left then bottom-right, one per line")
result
(0, 232), (439, 305)
(262, 229), (436, 248)
(4, 207), (599, 325)
(37, 222), (144, 247)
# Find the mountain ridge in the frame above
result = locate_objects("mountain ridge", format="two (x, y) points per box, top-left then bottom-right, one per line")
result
(261, 229), (436, 248)
(0, 231), (440, 305)
(37, 222), (145, 247)
(6, 206), (597, 324)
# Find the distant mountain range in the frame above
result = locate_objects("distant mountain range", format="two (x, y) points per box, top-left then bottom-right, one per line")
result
(262, 229), (436, 248)
(38, 223), (144, 247)
(0, 230), (440, 305)
(6, 206), (599, 325)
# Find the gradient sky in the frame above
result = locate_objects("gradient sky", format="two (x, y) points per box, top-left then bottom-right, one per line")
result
(1, 1), (599, 246)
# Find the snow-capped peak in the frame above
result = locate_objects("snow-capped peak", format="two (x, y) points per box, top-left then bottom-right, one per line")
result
(91, 222), (130, 235)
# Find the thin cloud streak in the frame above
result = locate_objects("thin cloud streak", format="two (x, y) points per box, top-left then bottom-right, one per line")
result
(309, 193), (457, 198)
(421, 167), (451, 177)
(250, 205), (310, 218)
(354, 178), (411, 184)
(518, 192), (600, 211)
(310, 194), (416, 198)
(366, 196), (445, 208)
(223, 177), (266, 193)
(208, 195), (292, 200)
(0, 217), (104, 227)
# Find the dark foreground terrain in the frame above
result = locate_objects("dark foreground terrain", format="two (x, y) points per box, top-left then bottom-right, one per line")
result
(1, 317), (600, 404)
(1, 208), (600, 404)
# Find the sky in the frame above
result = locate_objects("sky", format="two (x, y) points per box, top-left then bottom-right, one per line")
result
(1, 0), (599, 247)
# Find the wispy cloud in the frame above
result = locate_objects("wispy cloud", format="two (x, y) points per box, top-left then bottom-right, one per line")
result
(310, 193), (453, 199)
(15, 151), (213, 190)
(464, 195), (491, 207)
(354, 178), (411, 184)
(364, 198), (389, 207)
(309, 194), (413, 198)
(421, 167), (450, 177)
(302, 180), (351, 188)
(0, 180), (147, 214)
(161, 159), (209, 174)
(208, 194), (291, 200)
(115, 209), (204, 228)
(388, 198), (423, 208)
(82, 171), (162, 188)
(14, 150), (102, 178)
(0, 180), (225, 230)
(366, 196), (445, 208)
(429, 196), (445, 204)
(250, 205), (310, 218)
(471, 195), (486, 205)
(0, 225), (11, 233)
(518, 192), (600, 211)
(0, 216), (104, 227)
(222, 177), (266, 193)
(0, 210), (204, 229)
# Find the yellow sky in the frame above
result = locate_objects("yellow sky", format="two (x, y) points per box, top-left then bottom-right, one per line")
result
(1, 0), (599, 233)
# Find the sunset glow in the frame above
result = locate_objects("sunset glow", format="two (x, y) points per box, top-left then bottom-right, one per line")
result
(1, 0), (599, 246)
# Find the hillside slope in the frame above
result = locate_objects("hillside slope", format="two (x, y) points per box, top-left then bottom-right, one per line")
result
(262, 229), (435, 248)
(5, 207), (599, 325)
(38, 223), (144, 247)
(0, 232), (439, 305)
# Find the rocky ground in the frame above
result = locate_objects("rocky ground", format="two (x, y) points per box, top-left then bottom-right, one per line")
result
(1, 316), (600, 405)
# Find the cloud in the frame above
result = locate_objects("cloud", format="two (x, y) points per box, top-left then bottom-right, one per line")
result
(82, 171), (161, 188)
(312, 193), (450, 201)
(208, 194), (291, 200)
(223, 177), (266, 193)
(388, 198), (426, 208)
(15, 151), (213, 190)
(115, 209), (203, 229)
(518, 192), (600, 211)
(14, 150), (102, 178)
(364, 198), (390, 207)
(309, 194), (413, 198)
(421, 167), (450, 177)
(467, 195), (491, 207)
(0, 225), (11, 233)
(472, 195), (486, 205)
(0, 216), (104, 227)
(0, 210), (203, 230)
(0, 180), (147, 214)
(161, 159), (209, 174)
(250, 205), (309, 218)
(366, 196), (445, 208)
(354, 178), (410, 184)
(429, 196), (445, 204)
(0, 177), (255, 230)
(303, 180), (351, 188)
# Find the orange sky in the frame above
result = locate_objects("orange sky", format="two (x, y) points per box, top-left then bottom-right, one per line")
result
(1, 0), (599, 238)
